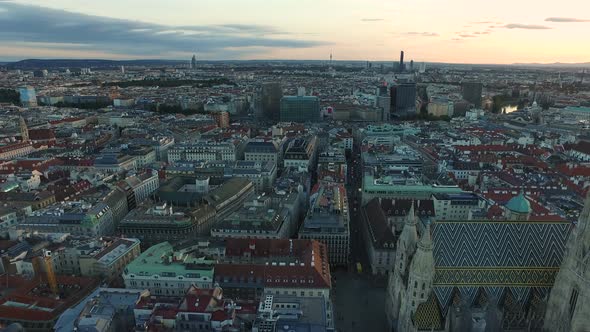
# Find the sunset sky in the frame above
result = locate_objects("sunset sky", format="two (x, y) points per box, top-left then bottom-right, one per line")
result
(0, 0), (589, 64)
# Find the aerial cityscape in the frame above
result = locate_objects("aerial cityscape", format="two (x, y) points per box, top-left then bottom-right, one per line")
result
(0, 1), (589, 332)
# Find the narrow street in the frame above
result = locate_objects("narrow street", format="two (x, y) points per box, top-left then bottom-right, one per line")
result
(332, 141), (388, 331)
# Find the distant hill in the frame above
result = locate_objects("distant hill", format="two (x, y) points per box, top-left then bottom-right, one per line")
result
(5, 59), (187, 69)
(513, 62), (590, 68)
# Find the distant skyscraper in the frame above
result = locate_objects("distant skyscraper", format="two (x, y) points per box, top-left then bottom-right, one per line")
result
(191, 54), (197, 69)
(461, 82), (483, 108)
(18, 86), (37, 107)
(419, 62), (427, 73)
(280, 96), (320, 122)
(376, 86), (391, 120)
(261, 83), (283, 121)
(409, 60), (414, 72)
(399, 51), (405, 72)
(297, 87), (306, 97)
(390, 82), (416, 117)
(121, 65), (125, 74)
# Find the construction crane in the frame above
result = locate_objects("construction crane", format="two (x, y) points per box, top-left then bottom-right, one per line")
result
(33, 250), (59, 298)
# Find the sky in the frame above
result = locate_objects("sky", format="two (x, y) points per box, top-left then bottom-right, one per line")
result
(0, 0), (589, 64)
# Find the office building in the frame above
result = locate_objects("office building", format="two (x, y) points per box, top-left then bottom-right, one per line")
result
(214, 238), (332, 302)
(432, 192), (483, 220)
(168, 141), (237, 163)
(204, 160), (277, 193)
(253, 294), (335, 332)
(299, 183), (350, 266)
(461, 82), (483, 108)
(317, 149), (347, 184)
(18, 201), (115, 236)
(211, 196), (293, 239)
(244, 140), (281, 166)
(427, 97), (455, 117)
(283, 136), (318, 171)
(123, 241), (214, 296)
(390, 82), (416, 116)
(52, 237), (141, 282)
(399, 51), (405, 72)
(118, 202), (216, 247)
(118, 171), (160, 204)
(18, 86), (37, 107)
(54, 288), (149, 332)
(262, 83), (283, 121)
(133, 285), (246, 331)
(93, 153), (137, 172)
(280, 96), (320, 123)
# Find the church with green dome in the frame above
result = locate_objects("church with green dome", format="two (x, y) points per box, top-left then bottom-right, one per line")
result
(505, 191), (532, 221)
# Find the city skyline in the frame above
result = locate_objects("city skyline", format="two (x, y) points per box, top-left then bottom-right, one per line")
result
(0, 0), (589, 64)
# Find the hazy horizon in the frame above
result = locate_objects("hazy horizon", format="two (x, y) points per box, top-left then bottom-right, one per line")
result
(0, 0), (589, 64)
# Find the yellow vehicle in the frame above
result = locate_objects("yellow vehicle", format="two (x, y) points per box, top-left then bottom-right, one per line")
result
(356, 262), (362, 273)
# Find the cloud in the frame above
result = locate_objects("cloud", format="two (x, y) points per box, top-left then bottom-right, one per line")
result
(361, 18), (384, 22)
(459, 34), (477, 38)
(545, 17), (590, 22)
(473, 31), (490, 35)
(404, 32), (439, 37)
(0, 2), (326, 59)
(503, 23), (551, 29)
(471, 21), (493, 24)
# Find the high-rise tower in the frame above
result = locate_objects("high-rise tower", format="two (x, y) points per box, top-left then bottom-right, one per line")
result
(399, 51), (405, 72)
(191, 54), (197, 70)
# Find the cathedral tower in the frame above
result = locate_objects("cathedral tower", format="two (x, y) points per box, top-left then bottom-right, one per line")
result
(544, 193), (590, 331)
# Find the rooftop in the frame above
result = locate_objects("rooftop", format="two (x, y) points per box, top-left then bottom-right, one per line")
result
(124, 241), (214, 279)
(303, 183), (349, 231)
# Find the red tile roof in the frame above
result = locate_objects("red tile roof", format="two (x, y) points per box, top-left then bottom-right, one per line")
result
(557, 164), (590, 177)
(0, 275), (99, 323)
(218, 239), (331, 289)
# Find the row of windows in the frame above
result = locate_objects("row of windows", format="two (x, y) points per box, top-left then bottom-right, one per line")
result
(268, 289), (324, 297)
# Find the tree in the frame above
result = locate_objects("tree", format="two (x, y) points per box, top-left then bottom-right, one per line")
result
(0, 88), (20, 104)
(491, 95), (505, 114)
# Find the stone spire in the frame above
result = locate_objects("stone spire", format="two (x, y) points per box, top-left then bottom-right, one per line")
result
(544, 193), (590, 332)
(19, 116), (29, 142)
(409, 221), (435, 280)
(398, 201), (419, 255)
(395, 220), (436, 332)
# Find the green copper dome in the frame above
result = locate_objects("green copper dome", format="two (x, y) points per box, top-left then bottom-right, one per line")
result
(506, 192), (531, 214)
